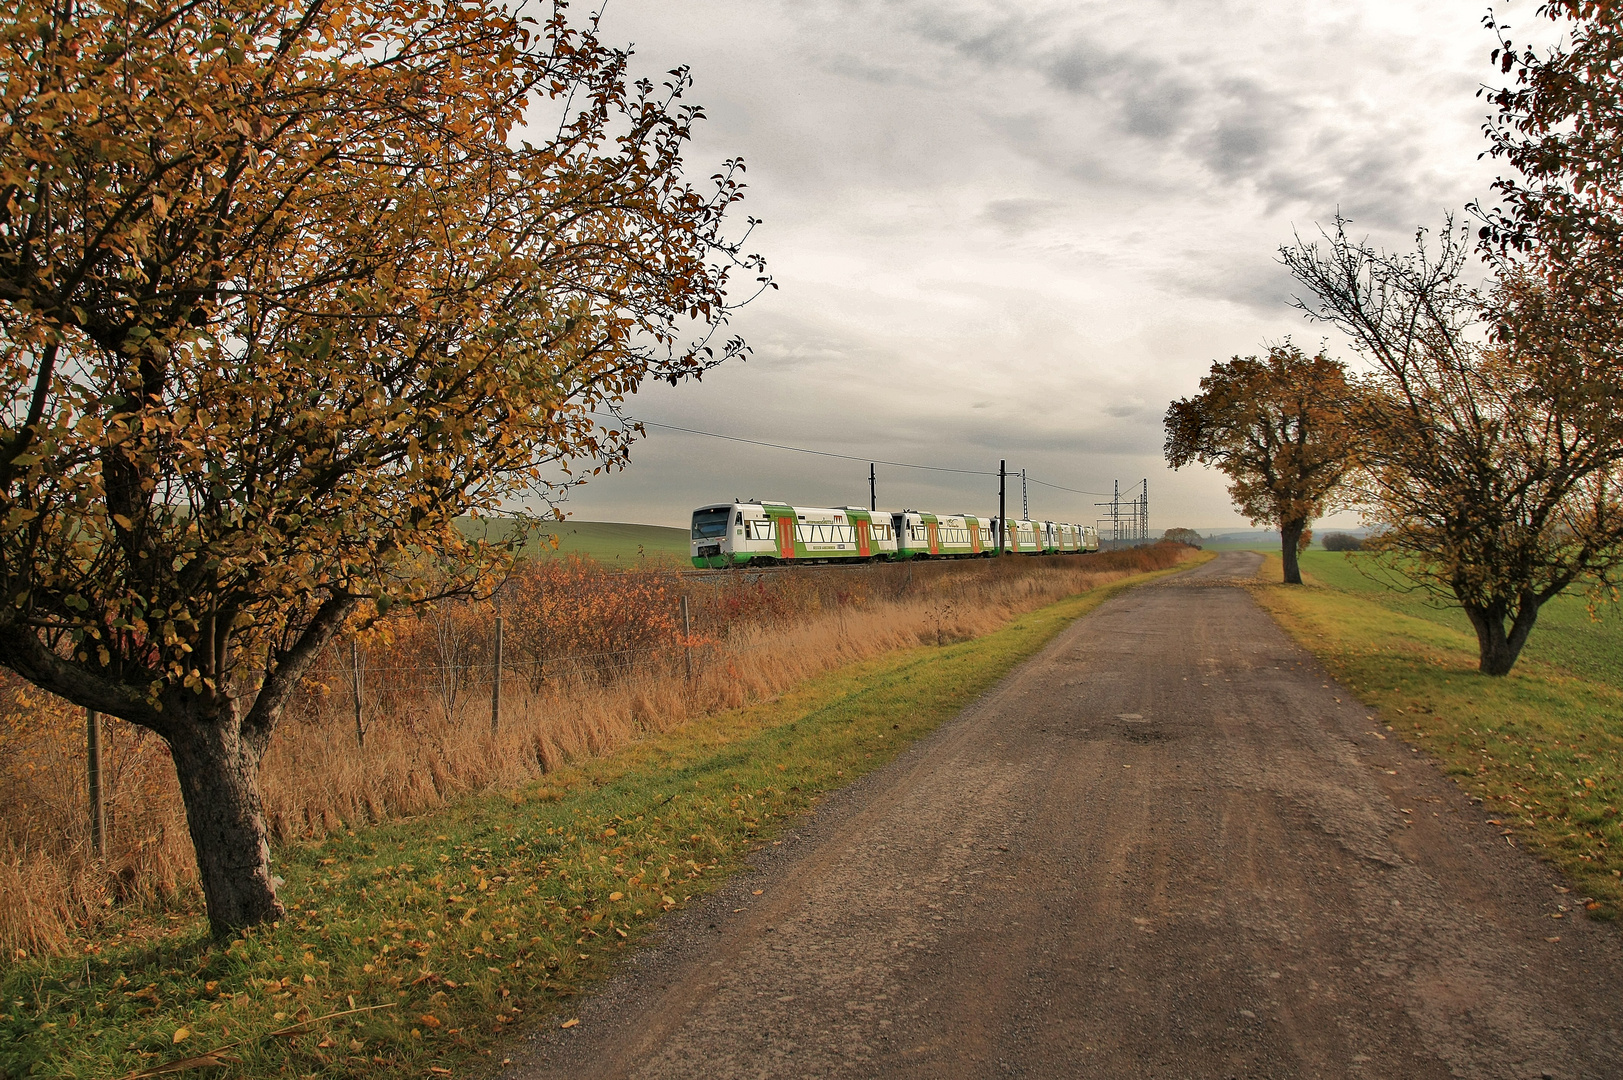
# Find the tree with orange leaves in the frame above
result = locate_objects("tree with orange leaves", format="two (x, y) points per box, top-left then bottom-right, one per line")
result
(0, 0), (768, 933)
(1163, 344), (1355, 585)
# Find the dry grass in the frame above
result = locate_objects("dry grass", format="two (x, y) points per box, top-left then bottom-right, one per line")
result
(0, 544), (1194, 957)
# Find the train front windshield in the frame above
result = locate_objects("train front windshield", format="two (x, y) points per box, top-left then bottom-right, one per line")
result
(691, 508), (731, 539)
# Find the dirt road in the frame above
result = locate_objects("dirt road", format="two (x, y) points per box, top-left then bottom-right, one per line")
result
(506, 552), (1623, 1079)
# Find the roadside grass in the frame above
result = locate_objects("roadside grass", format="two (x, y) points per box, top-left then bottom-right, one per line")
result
(1250, 552), (1623, 919)
(0, 556), (1206, 1080)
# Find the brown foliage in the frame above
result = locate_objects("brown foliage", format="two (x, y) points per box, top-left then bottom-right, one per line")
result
(1163, 343), (1355, 584)
(1284, 218), (1623, 676)
(1481, 1), (1623, 399)
(0, 0), (766, 933)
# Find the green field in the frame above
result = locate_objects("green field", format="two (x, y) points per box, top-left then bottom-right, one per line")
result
(1292, 550), (1623, 688)
(458, 518), (690, 563)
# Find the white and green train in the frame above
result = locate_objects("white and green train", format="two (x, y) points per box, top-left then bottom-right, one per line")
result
(691, 501), (1099, 568)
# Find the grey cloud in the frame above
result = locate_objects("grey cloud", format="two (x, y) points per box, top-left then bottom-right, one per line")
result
(979, 197), (1059, 234)
(571, 0), (1498, 529)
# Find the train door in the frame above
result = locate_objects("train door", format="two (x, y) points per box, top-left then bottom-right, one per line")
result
(774, 516), (795, 560)
(969, 521), (981, 553)
(856, 519), (871, 557)
(926, 521), (940, 555)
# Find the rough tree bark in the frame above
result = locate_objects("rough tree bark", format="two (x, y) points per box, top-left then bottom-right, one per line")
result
(1280, 518), (1307, 585)
(1460, 593), (1544, 677)
(167, 708), (284, 933)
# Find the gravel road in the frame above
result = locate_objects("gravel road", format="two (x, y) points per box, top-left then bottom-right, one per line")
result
(505, 551), (1623, 1079)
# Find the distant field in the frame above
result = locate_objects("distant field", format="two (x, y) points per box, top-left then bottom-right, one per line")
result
(1296, 550), (1623, 689)
(459, 518), (690, 563)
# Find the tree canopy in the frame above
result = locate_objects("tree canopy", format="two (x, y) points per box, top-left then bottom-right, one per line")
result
(1163, 343), (1353, 585)
(0, 0), (768, 932)
(1480, 1), (1623, 419)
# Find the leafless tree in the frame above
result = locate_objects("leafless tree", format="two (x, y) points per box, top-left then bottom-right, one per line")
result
(1283, 217), (1623, 675)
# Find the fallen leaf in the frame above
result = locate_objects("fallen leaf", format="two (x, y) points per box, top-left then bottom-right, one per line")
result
(171, 1028), (190, 1044)
(560, 1018), (580, 1029)
(608, 892), (623, 902)
(752, 890), (763, 896)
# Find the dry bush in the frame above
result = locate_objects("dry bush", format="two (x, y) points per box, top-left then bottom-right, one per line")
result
(0, 673), (197, 957)
(0, 543), (1193, 955)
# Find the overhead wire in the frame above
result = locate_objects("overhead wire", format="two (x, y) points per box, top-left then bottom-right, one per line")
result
(619, 417), (1115, 497)
(626, 419), (999, 476)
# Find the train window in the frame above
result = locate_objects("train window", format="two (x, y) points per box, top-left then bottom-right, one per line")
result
(691, 508), (729, 539)
(735, 512), (743, 525)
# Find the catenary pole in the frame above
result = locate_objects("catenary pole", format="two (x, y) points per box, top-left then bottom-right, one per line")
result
(998, 460), (1007, 554)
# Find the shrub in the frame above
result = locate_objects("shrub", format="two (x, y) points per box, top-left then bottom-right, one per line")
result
(1322, 532), (1363, 552)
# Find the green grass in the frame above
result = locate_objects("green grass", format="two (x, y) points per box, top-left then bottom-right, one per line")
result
(1292, 550), (1623, 687)
(1250, 552), (1623, 921)
(457, 518), (691, 564)
(0, 557), (1205, 1080)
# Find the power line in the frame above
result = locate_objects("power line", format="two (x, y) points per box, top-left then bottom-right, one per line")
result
(614, 414), (1114, 499)
(1023, 475), (1113, 498)
(628, 418), (999, 477)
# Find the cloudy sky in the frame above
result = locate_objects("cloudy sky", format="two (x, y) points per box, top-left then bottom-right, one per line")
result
(543, 0), (1537, 533)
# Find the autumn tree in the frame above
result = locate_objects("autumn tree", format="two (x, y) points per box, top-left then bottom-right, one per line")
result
(1479, 1), (1623, 413)
(1282, 218), (1623, 676)
(0, 0), (768, 933)
(1163, 344), (1354, 584)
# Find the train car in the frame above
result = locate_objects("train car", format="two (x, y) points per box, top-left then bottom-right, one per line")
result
(690, 501), (898, 568)
(1046, 522), (1102, 554)
(991, 517), (1044, 554)
(891, 512), (993, 559)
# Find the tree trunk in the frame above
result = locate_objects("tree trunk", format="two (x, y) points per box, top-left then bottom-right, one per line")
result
(166, 707), (284, 936)
(1462, 597), (1541, 676)
(1280, 518), (1307, 584)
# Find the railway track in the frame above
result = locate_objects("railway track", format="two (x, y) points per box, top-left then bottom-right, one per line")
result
(676, 552), (1085, 581)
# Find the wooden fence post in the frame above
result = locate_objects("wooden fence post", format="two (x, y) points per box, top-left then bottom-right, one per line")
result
(680, 596), (693, 681)
(350, 640), (365, 749)
(86, 708), (105, 858)
(491, 615), (504, 734)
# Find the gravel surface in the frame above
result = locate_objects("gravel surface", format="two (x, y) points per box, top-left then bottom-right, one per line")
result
(503, 551), (1623, 1079)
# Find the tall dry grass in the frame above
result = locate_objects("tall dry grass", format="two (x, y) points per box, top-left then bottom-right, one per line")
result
(0, 544), (1194, 956)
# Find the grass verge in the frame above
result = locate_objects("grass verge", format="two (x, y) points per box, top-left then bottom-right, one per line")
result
(0, 555), (1204, 1080)
(1249, 551), (1623, 919)
(1289, 549), (1623, 686)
